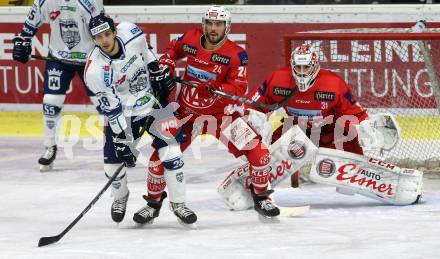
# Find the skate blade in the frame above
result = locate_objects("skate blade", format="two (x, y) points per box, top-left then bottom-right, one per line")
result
(39, 164), (53, 172)
(257, 214), (280, 224)
(177, 219), (197, 229)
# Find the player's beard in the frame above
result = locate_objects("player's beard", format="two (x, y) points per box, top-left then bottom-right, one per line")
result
(205, 31), (226, 45)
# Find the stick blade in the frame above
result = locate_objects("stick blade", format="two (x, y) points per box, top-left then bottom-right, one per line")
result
(38, 235), (61, 247)
(279, 205), (310, 217)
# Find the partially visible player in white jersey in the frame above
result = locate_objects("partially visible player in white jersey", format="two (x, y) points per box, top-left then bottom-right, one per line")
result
(12, 0), (104, 172)
(84, 14), (196, 226)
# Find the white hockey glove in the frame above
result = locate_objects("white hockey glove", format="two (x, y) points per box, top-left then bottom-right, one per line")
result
(245, 109), (273, 146)
(356, 113), (401, 151)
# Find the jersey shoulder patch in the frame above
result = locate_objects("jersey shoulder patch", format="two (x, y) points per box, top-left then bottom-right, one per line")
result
(116, 22), (143, 45)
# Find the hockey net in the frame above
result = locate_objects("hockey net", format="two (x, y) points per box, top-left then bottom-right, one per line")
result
(284, 28), (440, 174)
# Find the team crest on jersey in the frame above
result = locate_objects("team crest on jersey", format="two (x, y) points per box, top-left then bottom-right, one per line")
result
(128, 67), (149, 94)
(211, 53), (231, 66)
(273, 87), (292, 96)
(182, 83), (217, 108)
(314, 91), (336, 102)
(183, 44), (198, 56)
(47, 68), (62, 90)
(59, 19), (81, 49)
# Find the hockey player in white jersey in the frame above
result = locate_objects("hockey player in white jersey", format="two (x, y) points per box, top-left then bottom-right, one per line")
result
(12, 0), (103, 172)
(85, 14), (197, 225)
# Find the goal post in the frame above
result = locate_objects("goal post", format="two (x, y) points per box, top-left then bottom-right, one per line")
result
(283, 30), (440, 173)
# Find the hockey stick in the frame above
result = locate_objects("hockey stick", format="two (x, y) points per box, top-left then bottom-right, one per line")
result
(174, 77), (297, 111)
(279, 205), (310, 217)
(31, 54), (86, 67)
(37, 162), (126, 247)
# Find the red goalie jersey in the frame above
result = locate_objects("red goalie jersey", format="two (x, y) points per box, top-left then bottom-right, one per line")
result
(248, 67), (368, 154)
(159, 28), (249, 119)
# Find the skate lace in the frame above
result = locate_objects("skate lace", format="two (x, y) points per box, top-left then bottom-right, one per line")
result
(112, 196), (128, 213)
(172, 203), (193, 218)
(259, 199), (276, 211)
(42, 146), (56, 159)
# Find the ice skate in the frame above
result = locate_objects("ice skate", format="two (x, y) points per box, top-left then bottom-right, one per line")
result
(38, 145), (57, 172)
(250, 186), (280, 218)
(111, 191), (129, 223)
(133, 192), (167, 225)
(170, 202), (197, 228)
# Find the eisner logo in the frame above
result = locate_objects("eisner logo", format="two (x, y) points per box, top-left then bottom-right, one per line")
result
(336, 163), (394, 196)
(268, 160), (293, 183)
(317, 159), (335, 178)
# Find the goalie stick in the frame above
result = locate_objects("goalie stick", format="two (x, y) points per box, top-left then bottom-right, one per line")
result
(38, 162), (126, 247)
(174, 77), (297, 111)
(31, 54), (86, 67)
(279, 205), (310, 217)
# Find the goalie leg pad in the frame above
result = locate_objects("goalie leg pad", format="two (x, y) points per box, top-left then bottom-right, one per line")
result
(310, 147), (423, 205)
(217, 167), (254, 210)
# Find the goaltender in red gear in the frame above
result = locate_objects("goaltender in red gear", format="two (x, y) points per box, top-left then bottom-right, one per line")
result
(141, 5), (280, 223)
(247, 44), (368, 186)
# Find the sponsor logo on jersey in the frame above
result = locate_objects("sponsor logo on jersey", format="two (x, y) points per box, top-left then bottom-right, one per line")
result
(60, 6), (76, 12)
(50, 11), (61, 20)
(192, 57), (209, 65)
(133, 95), (151, 108)
(57, 51), (87, 60)
(286, 107), (322, 119)
(295, 99), (310, 104)
(317, 159), (336, 178)
(121, 55), (138, 73)
(343, 91), (356, 104)
(183, 44), (198, 56)
(237, 51), (248, 66)
(186, 65), (216, 82)
(103, 66), (111, 87)
(130, 26), (141, 35)
(314, 91), (336, 102)
(59, 19), (80, 49)
(211, 53), (231, 66)
(273, 87), (292, 96)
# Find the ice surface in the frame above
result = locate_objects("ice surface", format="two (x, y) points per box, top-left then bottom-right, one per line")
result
(1, 136), (439, 259)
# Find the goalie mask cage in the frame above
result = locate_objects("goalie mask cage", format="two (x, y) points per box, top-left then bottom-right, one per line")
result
(284, 29), (440, 173)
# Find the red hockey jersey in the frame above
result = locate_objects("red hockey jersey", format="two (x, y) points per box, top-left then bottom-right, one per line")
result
(248, 67), (368, 153)
(160, 28), (248, 119)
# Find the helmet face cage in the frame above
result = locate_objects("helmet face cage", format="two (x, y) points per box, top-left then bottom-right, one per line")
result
(89, 13), (116, 37)
(202, 5), (232, 38)
(290, 44), (320, 92)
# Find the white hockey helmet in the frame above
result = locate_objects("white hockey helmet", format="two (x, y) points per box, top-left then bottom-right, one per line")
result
(291, 44), (320, 92)
(202, 5), (232, 36)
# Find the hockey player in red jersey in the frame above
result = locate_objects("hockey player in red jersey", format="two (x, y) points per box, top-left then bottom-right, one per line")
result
(249, 44), (368, 154)
(135, 6), (280, 224)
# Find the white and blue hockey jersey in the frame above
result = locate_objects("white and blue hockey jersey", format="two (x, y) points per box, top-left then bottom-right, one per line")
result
(84, 22), (159, 134)
(21, 0), (103, 63)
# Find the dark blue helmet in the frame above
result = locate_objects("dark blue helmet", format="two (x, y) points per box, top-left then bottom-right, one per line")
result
(89, 13), (116, 37)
